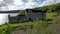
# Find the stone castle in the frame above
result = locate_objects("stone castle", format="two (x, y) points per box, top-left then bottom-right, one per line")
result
(8, 9), (47, 23)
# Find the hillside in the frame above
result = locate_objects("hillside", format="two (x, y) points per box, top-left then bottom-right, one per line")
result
(20, 3), (60, 14)
(34, 3), (60, 12)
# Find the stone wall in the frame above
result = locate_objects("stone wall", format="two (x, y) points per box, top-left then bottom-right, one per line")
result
(8, 9), (47, 23)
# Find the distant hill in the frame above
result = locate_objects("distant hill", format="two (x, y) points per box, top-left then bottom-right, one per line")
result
(34, 3), (60, 12)
(19, 3), (60, 14)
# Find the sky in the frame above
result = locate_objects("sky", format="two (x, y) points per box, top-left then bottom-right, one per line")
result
(0, 0), (60, 11)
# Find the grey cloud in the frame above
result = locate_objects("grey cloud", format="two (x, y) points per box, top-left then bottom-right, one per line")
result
(22, 0), (29, 3)
(0, 0), (60, 11)
(0, 2), (7, 7)
(3, 0), (14, 4)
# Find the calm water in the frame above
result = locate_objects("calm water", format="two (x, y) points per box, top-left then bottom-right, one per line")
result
(0, 13), (18, 25)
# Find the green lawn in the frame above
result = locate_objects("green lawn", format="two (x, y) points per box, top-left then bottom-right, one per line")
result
(46, 12), (57, 19)
(0, 21), (33, 34)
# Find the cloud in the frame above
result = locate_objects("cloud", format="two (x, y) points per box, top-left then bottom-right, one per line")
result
(0, 0), (60, 10)
(0, 0), (42, 10)
(3, 0), (14, 4)
(39, 0), (60, 7)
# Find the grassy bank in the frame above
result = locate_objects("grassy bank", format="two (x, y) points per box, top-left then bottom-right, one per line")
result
(0, 12), (58, 34)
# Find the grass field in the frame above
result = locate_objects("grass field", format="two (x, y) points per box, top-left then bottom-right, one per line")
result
(46, 12), (57, 19)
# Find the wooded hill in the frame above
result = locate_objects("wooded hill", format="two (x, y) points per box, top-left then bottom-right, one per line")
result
(34, 3), (60, 12)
